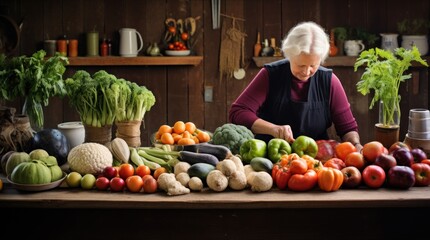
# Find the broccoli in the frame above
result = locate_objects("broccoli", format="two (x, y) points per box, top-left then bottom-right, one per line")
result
(212, 123), (254, 155)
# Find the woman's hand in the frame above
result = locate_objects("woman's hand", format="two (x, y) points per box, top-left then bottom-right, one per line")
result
(274, 125), (295, 143)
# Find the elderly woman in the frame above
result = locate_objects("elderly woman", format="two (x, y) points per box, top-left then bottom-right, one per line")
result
(229, 21), (362, 151)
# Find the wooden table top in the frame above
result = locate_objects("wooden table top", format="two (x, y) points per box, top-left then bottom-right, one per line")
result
(1, 176), (430, 209)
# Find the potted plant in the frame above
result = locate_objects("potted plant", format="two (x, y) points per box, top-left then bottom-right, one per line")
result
(354, 46), (428, 147)
(0, 50), (68, 131)
(397, 18), (430, 56)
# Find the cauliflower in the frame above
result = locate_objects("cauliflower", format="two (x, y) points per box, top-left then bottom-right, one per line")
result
(212, 123), (254, 155)
(67, 142), (113, 175)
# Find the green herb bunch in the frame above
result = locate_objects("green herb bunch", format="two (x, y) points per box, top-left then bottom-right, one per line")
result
(354, 46), (428, 126)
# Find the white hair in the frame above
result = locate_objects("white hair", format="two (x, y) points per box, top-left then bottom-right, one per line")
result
(282, 21), (330, 62)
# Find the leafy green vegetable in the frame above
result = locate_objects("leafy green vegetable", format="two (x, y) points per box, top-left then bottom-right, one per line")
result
(0, 50), (68, 105)
(0, 50), (68, 129)
(65, 70), (155, 127)
(354, 46), (428, 126)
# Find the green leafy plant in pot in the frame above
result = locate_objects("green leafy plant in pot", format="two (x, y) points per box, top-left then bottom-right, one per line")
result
(354, 46), (428, 146)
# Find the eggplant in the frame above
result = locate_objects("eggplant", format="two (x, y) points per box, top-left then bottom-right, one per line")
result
(25, 128), (69, 166)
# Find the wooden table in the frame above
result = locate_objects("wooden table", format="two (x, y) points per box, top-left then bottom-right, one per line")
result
(1, 179), (429, 239)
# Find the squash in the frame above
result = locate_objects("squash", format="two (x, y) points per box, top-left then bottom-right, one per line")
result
(317, 167), (344, 192)
(10, 160), (52, 184)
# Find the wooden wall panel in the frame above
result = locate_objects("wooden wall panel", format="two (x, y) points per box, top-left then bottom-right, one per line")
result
(1, 0), (429, 146)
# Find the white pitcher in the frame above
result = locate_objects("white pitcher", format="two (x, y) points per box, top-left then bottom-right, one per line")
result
(344, 40), (365, 56)
(380, 33), (398, 52)
(119, 28), (143, 57)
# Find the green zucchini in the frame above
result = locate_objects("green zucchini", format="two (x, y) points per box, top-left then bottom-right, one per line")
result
(250, 157), (273, 173)
(187, 163), (216, 182)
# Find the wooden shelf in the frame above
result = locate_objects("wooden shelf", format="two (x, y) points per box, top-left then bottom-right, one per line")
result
(67, 56), (203, 66)
(253, 56), (430, 68)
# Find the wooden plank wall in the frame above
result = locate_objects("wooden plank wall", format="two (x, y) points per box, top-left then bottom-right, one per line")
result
(0, 0), (429, 145)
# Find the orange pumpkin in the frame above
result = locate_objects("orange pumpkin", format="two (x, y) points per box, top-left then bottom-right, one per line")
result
(317, 167), (344, 192)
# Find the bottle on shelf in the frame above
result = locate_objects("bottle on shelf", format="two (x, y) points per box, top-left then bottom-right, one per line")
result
(261, 38), (274, 57)
(254, 32), (262, 57)
(100, 38), (108, 57)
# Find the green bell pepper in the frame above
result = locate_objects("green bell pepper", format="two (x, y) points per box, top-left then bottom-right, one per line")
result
(267, 138), (292, 163)
(240, 139), (267, 164)
(291, 135), (318, 158)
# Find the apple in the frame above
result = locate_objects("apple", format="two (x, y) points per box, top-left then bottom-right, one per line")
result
(110, 176), (125, 192)
(411, 163), (430, 186)
(316, 140), (336, 163)
(392, 148), (414, 167)
(81, 173), (96, 190)
(362, 141), (385, 163)
(362, 165), (386, 189)
(66, 171), (82, 188)
(387, 166), (415, 189)
(341, 166), (362, 188)
(95, 176), (110, 190)
(374, 153), (397, 172)
(388, 141), (411, 154)
(103, 166), (118, 179)
(410, 148), (427, 163)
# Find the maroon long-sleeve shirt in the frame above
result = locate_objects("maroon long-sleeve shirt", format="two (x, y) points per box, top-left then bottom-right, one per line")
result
(229, 67), (359, 138)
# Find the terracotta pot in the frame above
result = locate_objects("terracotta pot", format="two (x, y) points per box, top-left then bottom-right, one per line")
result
(374, 123), (399, 149)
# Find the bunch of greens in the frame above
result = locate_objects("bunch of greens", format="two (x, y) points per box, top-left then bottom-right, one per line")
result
(65, 70), (155, 127)
(0, 50), (68, 105)
(354, 46), (428, 126)
(0, 50), (68, 130)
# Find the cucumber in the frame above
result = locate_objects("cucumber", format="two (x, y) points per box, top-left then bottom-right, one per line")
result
(250, 157), (273, 173)
(187, 163), (216, 182)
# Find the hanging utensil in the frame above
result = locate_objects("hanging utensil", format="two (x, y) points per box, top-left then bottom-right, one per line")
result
(211, 0), (220, 29)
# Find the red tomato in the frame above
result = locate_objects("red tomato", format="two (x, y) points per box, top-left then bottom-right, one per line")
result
(168, 43), (174, 50)
(135, 165), (151, 178)
(181, 32), (189, 41)
(275, 166), (291, 190)
(126, 175), (144, 193)
(287, 169), (318, 191)
(118, 163), (135, 180)
(289, 159), (308, 175)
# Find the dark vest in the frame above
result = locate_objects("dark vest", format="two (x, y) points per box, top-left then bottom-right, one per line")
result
(257, 59), (332, 142)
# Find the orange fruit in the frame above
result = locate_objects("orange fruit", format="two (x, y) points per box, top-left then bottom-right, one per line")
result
(173, 121), (186, 134)
(197, 131), (211, 143)
(182, 130), (192, 139)
(177, 137), (196, 145)
(344, 152), (366, 171)
(158, 124), (172, 134)
(335, 142), (357, 161)
(160, 132), (174, 145)
(185, 122), (197, 134)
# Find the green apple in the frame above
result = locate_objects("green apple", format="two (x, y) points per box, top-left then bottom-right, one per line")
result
(66, 171), (82, 188)
(81, 174), (96, 190)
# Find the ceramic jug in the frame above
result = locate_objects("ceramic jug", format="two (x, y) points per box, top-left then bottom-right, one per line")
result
(119, 28), (143, 57)
(380, 33), (398, 52)
(344, 40), (365, 56)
